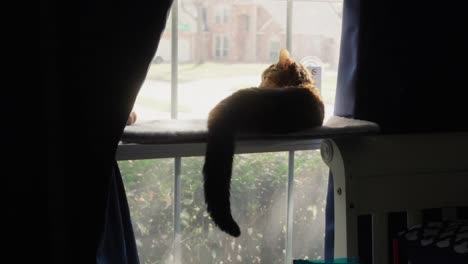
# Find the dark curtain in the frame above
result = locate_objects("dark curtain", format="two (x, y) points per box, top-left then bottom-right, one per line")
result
(326, 0), (468, 260)
(45, 0), (173, 263)
(335, 0), (468, 132)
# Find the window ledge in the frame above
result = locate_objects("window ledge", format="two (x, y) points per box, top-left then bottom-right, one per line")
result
(120, 116), (379, 145)
(117, 116), (379, 160)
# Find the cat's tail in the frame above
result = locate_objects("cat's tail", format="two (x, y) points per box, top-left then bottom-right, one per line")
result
(203, 109), (241, 237)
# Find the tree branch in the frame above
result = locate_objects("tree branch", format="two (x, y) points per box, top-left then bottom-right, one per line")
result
(181, 0), (198, 20)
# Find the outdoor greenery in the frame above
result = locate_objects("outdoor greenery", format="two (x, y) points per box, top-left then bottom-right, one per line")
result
(146, 63), (272, 83)
(118, 150), (328, 264)
(126, 55), (333, 264)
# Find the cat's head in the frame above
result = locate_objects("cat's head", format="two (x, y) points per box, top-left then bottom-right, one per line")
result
(259, 48), (316, 89)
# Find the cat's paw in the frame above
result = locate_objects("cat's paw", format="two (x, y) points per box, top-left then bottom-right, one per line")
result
(127, 111), (137, 125)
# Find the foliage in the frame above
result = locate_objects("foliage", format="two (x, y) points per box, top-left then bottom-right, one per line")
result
(118, 150), (328, 264)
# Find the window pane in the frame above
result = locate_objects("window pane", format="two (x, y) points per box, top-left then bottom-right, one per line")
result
(176, 0), (287, 119)
(224, 36), (229, 49)
(215, 35), (221, 49)
(223, 8), (229, 23)
(292, 1), (344, 120)
(180, 152), (288, 264)
(240, 15), (250, 32)
(292, 150), (329, 261)
(223, 36), (229, 57)
(270, 40), (280, 62)
(119, 159), (175, 264)
(131, 10), (173, 121)
(133, 0), (343, 121)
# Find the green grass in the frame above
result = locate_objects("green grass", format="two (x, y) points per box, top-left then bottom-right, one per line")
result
(136, 97), (171, 112)
(143, 62), (337, 109)
(146, 63), (271, 82)
(137, 95), (191, 113)
(320, 72), (337, 105)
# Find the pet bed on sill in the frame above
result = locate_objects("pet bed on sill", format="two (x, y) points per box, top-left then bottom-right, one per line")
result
(120, 116), (380, 144)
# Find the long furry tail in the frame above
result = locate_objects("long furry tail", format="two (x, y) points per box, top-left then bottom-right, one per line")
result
(202, 87), (324, 237)
(203, 119), (241, 237)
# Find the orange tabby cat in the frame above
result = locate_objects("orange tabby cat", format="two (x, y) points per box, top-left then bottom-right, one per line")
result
(203, 49), (324, 237)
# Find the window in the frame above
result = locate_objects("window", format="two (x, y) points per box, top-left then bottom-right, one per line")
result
(215, 11), (221, 24)
(215, 6), (229, 24)
(135, 0), (343, 121)
(118, 150), (328, 264)
(223, 8), (229, 23)
(241, 14), (250, 32)
(214, 35), (229, 59)
(122, 0), (344, 263)
(270, 38), (281, 62)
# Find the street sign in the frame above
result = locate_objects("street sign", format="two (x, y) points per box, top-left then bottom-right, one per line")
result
(300, 56), (324, 92)
(307, 66), (322, 92)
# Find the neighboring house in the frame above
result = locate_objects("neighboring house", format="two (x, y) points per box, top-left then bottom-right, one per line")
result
(154, 0), (342, 67)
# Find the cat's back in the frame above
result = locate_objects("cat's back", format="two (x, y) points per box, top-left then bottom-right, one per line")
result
(210, 87), (324, 133)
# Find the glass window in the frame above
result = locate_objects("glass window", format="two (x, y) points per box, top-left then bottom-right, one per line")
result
(118, 159), (175, 263)
(179, 153), (287, 264)
(214, 35), (229, 59)
(123, 1), (345, 263)
(133, 0), (343, 121)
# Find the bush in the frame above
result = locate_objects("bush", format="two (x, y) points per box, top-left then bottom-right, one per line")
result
(118, 150), (327, 264)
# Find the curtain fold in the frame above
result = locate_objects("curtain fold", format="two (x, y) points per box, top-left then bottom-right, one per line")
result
(333, 0), (360, 119)
(324, 171), (335, 261)
(97, 162), (139, 264)
(335, 0), (468, 133)
(326, 0), (468, 260)
(46, 1), (173, 263)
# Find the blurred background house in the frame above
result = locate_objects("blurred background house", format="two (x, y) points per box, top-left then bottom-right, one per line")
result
(154, 0), (342, 69)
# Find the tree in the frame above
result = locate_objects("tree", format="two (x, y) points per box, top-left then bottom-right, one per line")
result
(181, 0), (208, 64)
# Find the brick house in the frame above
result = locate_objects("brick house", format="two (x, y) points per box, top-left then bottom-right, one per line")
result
(155, 0), (341, 66)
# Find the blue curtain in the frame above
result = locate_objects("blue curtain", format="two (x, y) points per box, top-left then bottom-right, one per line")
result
(97, 162), (139, 264)
(45, 1), (173, 263)
(326, 0), (468, 260)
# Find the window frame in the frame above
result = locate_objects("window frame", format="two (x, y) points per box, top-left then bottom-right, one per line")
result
(117, 138), (323, 264)
(215, 5), (230, 24)
(119, 0), (344, 263)
(213, 34), (230, 59)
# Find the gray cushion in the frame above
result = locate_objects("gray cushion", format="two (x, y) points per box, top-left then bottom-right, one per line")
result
(121, 116), (379, 144)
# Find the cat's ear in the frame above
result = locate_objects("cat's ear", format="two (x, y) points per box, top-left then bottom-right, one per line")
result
(277, 48), (293, 69)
